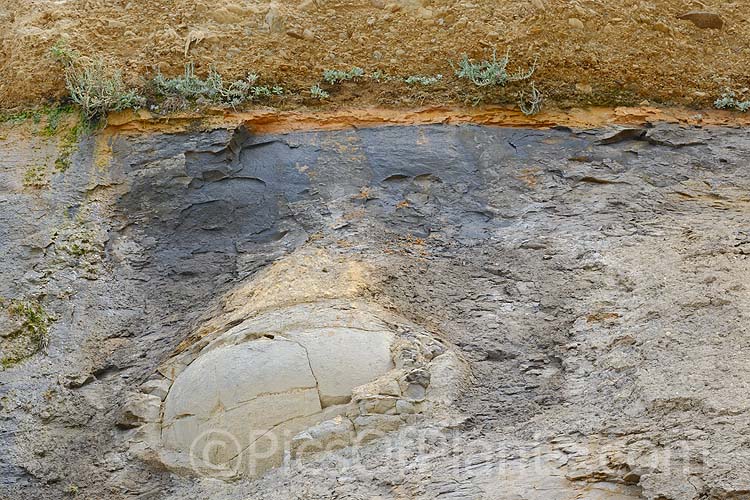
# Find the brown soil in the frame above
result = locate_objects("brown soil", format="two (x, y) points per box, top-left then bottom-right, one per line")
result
(1, 0), (750, 112)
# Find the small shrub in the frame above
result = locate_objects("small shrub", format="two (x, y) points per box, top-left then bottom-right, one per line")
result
(404, 74), (443, 86)
(222, 78), (261, 106)
(518, 83), (544, 115)
(369, 70), (399, 83)
(323, 67), (364, 84)
(51, 41), (145, 121)
(250, 85), (284, 99)
(153, 62), (226, 101)
(152, 63), (278, 107)
(49, 41), (78, 67)
(310, 84), (330, 99)
(454, 49), (535, 87)
(714, 91), (750, 112)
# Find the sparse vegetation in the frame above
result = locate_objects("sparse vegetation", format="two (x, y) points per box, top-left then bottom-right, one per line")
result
(23, 165), (48, 188)
(0, 298), (51, 369)
(714, 91), (750, 112)
(0, 105), (75, 135)
(250, 85), (284, 98)
(323, 67), (364, 84)
(51, 220), (106, 278)
(151, 63), (281, 108)
(0, 109), (42, 125)
(404, 75), (443, 86)
(47, 43), (288, 118)
(55, 118), (85, 172)
(51, 41), (145, 121)
(152, 62), (228, 100)
(518, 83), (544, 115)
(310, 84), (330, 99)
(40, 42), (546, 119)
(41, 104), (75, 136)
(58, 227), (99, 257)
(454, 50), (535, 87)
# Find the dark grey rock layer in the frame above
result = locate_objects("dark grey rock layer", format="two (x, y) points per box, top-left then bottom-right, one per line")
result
(1, 122), (749, 499)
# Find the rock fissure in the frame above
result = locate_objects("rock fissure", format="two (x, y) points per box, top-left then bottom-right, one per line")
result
(217, 409), (324, 466)
(217, 386), (321, 415)
(281, 337), (325, 410)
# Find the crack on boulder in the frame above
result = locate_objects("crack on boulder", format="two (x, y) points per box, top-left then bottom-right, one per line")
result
(220, 386), (321, 414)
(284, 337), (325, 410)
(218, 409), (323, 466)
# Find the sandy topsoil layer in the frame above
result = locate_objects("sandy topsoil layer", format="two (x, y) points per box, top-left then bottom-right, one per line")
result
(1, 0), (749, 112)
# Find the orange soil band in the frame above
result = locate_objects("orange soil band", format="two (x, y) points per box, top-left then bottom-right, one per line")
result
(105, 105), (750, 136)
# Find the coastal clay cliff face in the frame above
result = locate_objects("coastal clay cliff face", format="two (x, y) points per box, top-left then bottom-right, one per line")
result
(2, 0), (750, 110)
(1, 117), (750, 499)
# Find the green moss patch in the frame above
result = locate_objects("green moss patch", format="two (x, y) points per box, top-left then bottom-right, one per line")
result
(0, 298), (51, 369)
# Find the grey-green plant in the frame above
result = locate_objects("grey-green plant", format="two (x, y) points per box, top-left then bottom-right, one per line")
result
(518, 83), (544, 115)
(249, 85), (284, 98)
(714, 91), (750, 112)
(454, 49), (535, 87)
(404, 74), (443, 85)
(369, 70), (399, 82)
(154, 63), (252, 103)
(153, 62), (218, 100)
(50, 41), (145, 121)
(310, 84), (330, 99)
(153, 63), (280, 107)
(323, 67), (365, 84)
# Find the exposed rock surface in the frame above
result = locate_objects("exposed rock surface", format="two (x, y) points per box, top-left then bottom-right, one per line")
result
(1, 119), (750, 499)
(677, 11), (724, 30)
(136, 294), (460, 479)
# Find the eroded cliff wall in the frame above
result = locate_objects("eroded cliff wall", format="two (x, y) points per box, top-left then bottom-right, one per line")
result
(1, 118), (749, 499)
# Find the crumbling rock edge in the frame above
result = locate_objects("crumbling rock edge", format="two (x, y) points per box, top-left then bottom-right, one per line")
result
(104, 105), (750, 138)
